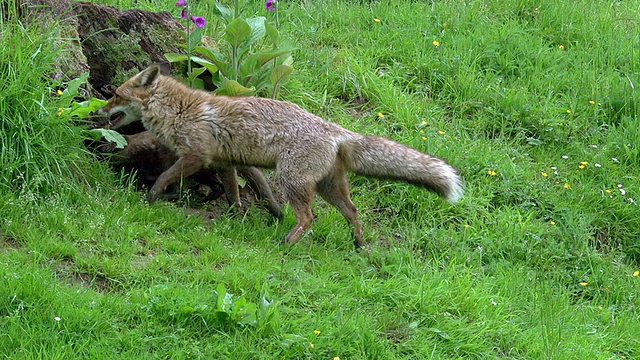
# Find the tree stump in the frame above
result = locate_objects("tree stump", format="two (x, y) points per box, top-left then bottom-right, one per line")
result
(17, 0), (188, 98)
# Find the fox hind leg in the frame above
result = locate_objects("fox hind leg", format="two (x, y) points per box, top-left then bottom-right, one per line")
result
(238, 166), (283, 221)
(282, 184), (314, 245)
(278, 164), (316, 244)
(279, 152), (339, 246)
(316, 165), (366, 249)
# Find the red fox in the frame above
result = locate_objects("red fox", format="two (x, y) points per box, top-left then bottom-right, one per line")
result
(98, 65), (463, 249)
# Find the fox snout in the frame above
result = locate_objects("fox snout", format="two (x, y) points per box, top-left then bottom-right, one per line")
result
(98, 95), (142, 130)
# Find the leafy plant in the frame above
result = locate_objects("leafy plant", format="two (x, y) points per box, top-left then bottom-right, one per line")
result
(56, 73), (127, 149)
(212, 283), (280, 332)
(166, 0), (294, 98)
(173, 0), (207, 88)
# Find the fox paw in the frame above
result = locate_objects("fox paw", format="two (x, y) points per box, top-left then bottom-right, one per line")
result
(145, 191), (157, 203)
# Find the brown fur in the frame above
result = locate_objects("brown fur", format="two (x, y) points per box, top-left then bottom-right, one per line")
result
(98, 65), (463, 248)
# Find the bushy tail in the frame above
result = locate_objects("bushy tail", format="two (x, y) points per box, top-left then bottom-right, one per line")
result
(340, 136), (463, 202)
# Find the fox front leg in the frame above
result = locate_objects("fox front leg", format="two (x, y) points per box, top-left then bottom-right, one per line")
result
(147, 154), (205, 203)
(217, 167), (242, 210)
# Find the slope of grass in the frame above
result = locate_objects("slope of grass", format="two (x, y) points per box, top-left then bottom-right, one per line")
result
(1, 0), (639, 358)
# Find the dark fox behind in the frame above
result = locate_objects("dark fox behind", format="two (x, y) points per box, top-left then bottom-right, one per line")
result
(99, 65), (464, 249)
(102, 131), (282, 219)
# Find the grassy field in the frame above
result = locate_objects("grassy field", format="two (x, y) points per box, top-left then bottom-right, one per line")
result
(1, 0), (640, 358)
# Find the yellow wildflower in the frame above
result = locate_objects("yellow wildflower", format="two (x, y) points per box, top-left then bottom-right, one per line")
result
(421, 136), (427, 141)
(378, 112), (384, 118)
(580, 161), (588, 165)
(564, 183), (570, 189)
(566, 109), (572, 114)
(438, 130), (445, 135)
(578, 165), (585, 169)
(421, 120), (427, 126)
(559, 44), (565, 50)
(541, 172), (548, 177)
(579, 281), (588, 287)
(57, 89), (63, 96)
(432, 40), (440, 47)
(487, 170), (497, 176)
(374, 18), (381, 23)
(550, 221), (556, 225)
(633, 270), (639, 277)
(333, 357), (341, 360)
(604, 189), (612, 194)
(57, 108), (64, 117)
(313, 330), (321, 335)
(310, 343), (315, 349)
(589, 100), (596, 105)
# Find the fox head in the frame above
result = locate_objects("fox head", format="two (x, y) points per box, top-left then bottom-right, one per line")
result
(98, 65), (162, 130)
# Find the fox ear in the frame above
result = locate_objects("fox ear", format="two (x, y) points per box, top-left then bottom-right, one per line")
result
(137, 65), (160, 88)
(158, 62), (171, 75)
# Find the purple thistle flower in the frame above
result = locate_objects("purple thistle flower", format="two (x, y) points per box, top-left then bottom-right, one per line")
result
(265, 0), (276, 11)
(191, 16), (206, 28)
(175, 0), (185, 6)
(180, 8), (188, 21)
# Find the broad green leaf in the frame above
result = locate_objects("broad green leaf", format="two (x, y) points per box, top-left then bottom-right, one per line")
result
(87, 128), (128, 149)
(187, 65), (207, 79)
(213, 2), (234, 23)
(237, 48), (294, 81)
(59, 72), (89, 107)
(282, 54), (294, 66)
(225, 18), (252, 49)
(265, 21), (279, 46)
(242, 17), (267, 49)
(165, 53), (189, 63)
(190, 56), (219, 75)
(270, 64), (293, 85)
(232, 296), (247, 312)
(194, 46), (227, 63)
(210, 71), (223, 88)
(68, 98), (107, 118)
(237, 53), (261, 81)
(255, 48), (295, 66)
(65, 72), (88, 96)
(194, 46), (228, 75)
(186, 66), (207, 89)
(248, 72), (273, 96)
(237, 301), (258, 326)
(214, 283), (233, 312)
(191, 78), (205, 89)
(269, 65), (293, 98)
(187, 27), (203, 52)
(214, 77), (255, 96)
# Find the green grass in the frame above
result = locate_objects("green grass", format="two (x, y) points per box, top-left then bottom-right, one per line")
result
(1, 0), (639, 358)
